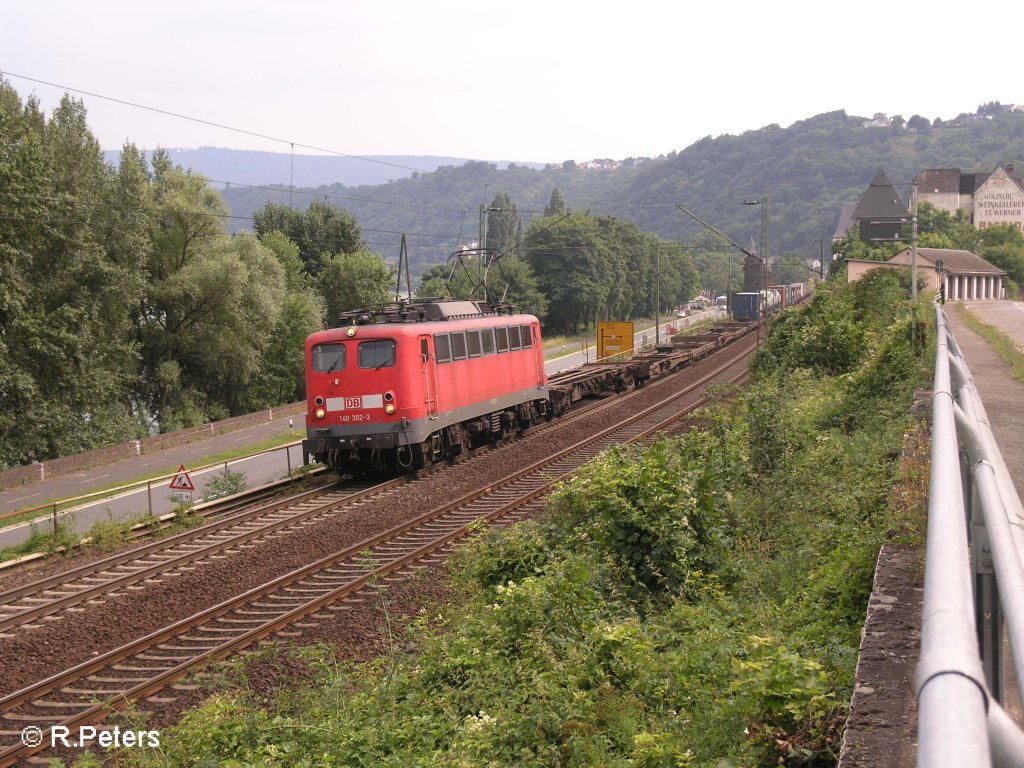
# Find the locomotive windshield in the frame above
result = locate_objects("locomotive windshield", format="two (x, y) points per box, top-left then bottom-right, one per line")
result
(312, 343), (346, 372)
(359, 339), (397, 369)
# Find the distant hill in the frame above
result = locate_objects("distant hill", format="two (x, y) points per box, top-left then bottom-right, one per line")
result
(202, 108), (1024, 282)
(102, 147), (545, 188)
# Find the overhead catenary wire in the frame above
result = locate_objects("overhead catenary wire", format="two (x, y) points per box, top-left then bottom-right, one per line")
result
(1, 72), (707, 232)
(0, 191), (468, 241)
(0, 70), (434, 175)
(1, 71), (694, 217)
(0, 72), (724, 263)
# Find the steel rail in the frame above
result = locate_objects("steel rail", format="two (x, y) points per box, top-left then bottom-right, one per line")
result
(0, 324), (754, 628)
(0, 480), (402, 634)
(0, 339), (754, 766)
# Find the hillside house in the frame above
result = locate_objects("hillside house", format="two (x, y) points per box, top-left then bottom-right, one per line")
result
(846, 247), (1006, 300)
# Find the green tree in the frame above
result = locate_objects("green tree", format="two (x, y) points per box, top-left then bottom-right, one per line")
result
(485, 256), (548, 318)
(318, 249), (395, 323)
(247, 231), (325, 404)
(253, 199), (363, 276)
(140, 155), (290, 428)
(485, 192), (523, 257)
(0, 82), (148, 466)
(917, 202), (976, 248)
(977, 224), (1024, 294)
(525, 212), (615, 334)
(522, 211), (698, 334)
(417, 259), (476, 300)
(544, 188), (568, 215)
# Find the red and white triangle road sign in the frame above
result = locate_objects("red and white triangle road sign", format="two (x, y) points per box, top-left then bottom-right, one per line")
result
(168, 464), (196, 492)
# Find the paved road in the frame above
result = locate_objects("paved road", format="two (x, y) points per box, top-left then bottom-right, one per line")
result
(0, 413), (302, 548)
(949, 300), (1024, 507)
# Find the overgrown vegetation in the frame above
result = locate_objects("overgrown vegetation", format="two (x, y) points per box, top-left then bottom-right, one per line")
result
(105, 270), (927, 767)
(201, 469), (249, 502)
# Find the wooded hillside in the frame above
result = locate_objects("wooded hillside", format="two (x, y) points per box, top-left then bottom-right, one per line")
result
(222, 109), (1024, 279)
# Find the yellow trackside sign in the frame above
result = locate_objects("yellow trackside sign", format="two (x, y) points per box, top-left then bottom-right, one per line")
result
(597, 321), (634, 361)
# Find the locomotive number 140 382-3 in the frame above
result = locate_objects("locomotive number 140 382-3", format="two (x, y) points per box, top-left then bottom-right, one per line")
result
(339, 413), (372, 423)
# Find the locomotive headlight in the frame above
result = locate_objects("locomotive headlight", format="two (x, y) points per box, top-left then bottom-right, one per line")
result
(346, 326), (357, 337)
(384, 403), (396, 415)
(315, 407), (326, 419)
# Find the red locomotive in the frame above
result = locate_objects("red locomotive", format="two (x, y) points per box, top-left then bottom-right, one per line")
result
(302, 300), (554, 472)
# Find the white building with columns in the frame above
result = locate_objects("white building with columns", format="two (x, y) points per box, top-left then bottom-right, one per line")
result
(845, 247), (1006, 300)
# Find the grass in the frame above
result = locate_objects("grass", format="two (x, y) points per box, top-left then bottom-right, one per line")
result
(951, 302), (1024, 383)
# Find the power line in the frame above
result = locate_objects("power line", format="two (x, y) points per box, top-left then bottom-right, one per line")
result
(1, 70), (435, 175)
(2, 73), (697, 215)
(202, 177), (461, 215)
(0, 190), (468, 241)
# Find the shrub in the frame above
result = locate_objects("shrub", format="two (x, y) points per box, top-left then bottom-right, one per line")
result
(202, 469), (248, 501)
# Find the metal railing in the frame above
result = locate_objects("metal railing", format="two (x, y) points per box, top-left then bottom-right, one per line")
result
(918, 306), (1024, 766)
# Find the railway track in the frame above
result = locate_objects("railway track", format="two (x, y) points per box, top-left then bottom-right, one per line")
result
(0, 325), (752, 637)
(0, 385), (625, 640)
(0, 481), (401, 637)
(0, 340), (753, 765)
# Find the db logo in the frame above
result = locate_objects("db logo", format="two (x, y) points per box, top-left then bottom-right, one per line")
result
(345, 397), (362, 409)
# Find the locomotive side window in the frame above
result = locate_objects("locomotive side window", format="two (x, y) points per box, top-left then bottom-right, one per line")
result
(434, 334), (451, 363)
(507, 325), (521, 351)
(312, 343), (346, 372)
(481, 327), (495, 355)
(520, 324), (533, 348)
(467, 330), (482, 357)
(358, 340), (396, 369)
(450, 331), (468, 360)
(495, 326), (509, 352)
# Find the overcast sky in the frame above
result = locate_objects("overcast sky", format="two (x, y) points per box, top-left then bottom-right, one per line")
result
(1, 1), (1010, 168)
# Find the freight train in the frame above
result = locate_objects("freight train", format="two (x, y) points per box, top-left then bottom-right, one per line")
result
(301, 299), (757, 474)
(731, 283), (808, 322)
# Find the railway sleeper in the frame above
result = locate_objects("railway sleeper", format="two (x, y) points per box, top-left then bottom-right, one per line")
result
(84, 675), (148, 684)
(57, 687), (125, 696)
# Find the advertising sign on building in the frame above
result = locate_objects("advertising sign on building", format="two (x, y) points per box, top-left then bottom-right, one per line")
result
(974, 167), (1024, 231)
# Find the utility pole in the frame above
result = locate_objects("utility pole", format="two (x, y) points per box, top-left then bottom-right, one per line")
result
(744, 197), (768, 341)
(655, 241), (661, 347)
(911, 179), (919, 351)
(675, 202), (765, 332)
